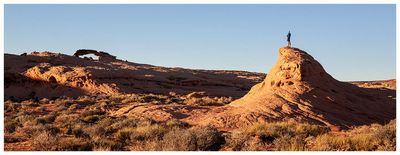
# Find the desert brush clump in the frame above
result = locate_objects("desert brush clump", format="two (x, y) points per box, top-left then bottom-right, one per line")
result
(312, 120), (396, 151)
(184, 96), (233, 106)
(225, 121), (330, 151)
(156, 125), (224, 151)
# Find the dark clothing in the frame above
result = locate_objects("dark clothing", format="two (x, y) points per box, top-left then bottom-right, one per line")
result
(287, 32), (291, 42)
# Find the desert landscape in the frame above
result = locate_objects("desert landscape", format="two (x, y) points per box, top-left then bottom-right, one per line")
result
(4, 47), (396, 151)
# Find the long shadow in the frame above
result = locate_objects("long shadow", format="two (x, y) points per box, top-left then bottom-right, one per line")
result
(4, 72), (87, 101)
(299, 81), (396, 128)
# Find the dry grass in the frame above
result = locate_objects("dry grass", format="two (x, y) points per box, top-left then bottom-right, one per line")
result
(312, 120), (396, 151)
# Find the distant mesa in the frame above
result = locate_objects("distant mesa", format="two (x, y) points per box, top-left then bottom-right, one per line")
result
(73, 49), (116, 61)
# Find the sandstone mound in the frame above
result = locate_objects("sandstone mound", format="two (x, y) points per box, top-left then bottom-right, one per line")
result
(195, 47), (395, 129)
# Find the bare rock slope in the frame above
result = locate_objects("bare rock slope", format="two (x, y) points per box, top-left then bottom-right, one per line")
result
(194, 47), (395, 129)
(5, 52), (264, 100)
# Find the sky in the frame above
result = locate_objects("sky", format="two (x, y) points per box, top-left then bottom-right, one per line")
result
(4, 4), (396, 81)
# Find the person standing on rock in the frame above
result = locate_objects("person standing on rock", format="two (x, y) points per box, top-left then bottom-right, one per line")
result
(287, 31), (291, 47)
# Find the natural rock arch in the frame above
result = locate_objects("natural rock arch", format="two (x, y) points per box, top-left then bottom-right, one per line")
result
(73, 49), (116, 61)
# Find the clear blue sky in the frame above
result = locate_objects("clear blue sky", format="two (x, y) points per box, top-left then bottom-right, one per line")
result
(4, 4), (396, 81)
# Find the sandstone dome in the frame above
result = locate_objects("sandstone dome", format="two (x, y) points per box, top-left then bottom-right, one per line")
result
(199, 47), (395, 129)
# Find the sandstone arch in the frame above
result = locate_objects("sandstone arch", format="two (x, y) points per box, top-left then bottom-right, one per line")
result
(73, 49), (116, 61)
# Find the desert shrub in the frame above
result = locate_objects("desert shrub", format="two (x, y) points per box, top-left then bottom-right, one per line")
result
(184, 96), (232, 106)
(55, 105), (68, 112)
(120, 94), (140, 104)
(294, 123), (330, 137)
(72, 127), (89, 138)
(225, 121), (328, 151)
(6, 114), (36, 133)
(137, 94), (168, 104)
(32, 131), (58, 151)
(4, 119), (19, 133)
(35, 112), (58, 124)
(166, 119), (189, 128)
(165, 97), (182, 104)
(217, 96), (233, 104)
(312, 133), (352, 151)
(54, 114), (80, 126)
(21, 123), (60, 138)
(226, 132), (256, 151)
(4, 136), (25, 143)
(115, 127), (135, 142)
(312, 132), (378, 151)
(243, 122), (289, 139)
(5, 100), (19, 112)
(184, 97), (202, 106)
(374, 120), (396, 151)
(39, 98), (50, 104)
(99, 101), (109, 109)
(54, 98), (74, 107)
(14, 114), (35, 124)
(82, 115), (101, 123)
(92, 138), (124, 151)
(68, 103), (80, 110)
(312, 120), (396, 151)
(81, 109), (105, 117)
(82, 118), (115, 139)
(116, 124), (166, 143)
(76, 96), (96, 107)
(159, 126), (223, 151)
(55, 137), (92, 151)
(21, 100), (40, 108)
(273, 135), (306, 151)
(110, 118), (140, 131)
(86, 125), (107, 138)
(225, 123), (277, 151)
(159, 127), (197, 151)
(349, 133), (378, 151)
(190, 126), (224, 150)
(96, 117), (115, 129)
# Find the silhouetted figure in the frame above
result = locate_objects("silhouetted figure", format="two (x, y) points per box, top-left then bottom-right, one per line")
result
(287, 31), (291, 47)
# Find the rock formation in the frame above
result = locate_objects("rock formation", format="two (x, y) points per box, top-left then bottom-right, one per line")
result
(4, 51), (264, 100)
(194, 47), (395, 130)
(4, 47), (395, 130)
(73, 49), (116, 61)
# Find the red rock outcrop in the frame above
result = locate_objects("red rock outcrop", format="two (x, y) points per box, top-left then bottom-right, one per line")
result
(4, 51), (264, 100)
(193, 47), (395, 130)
